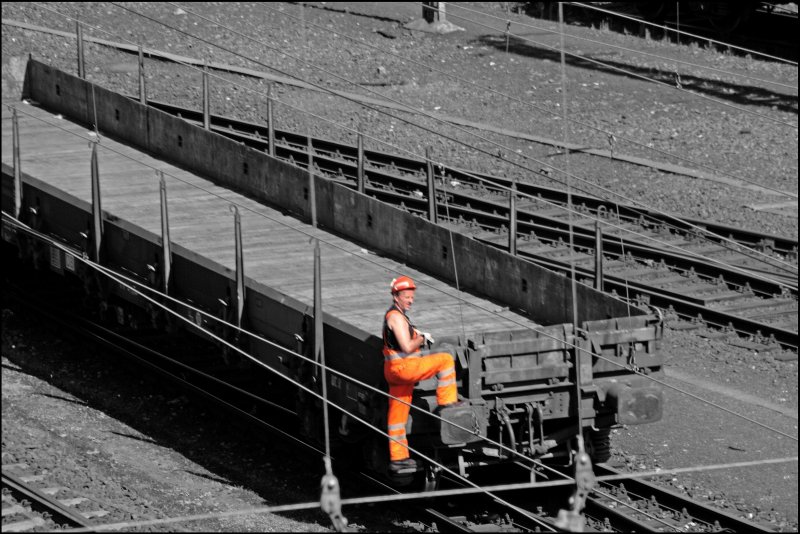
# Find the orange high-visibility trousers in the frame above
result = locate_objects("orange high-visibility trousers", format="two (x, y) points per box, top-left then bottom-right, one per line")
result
(384, 353), (457, 461)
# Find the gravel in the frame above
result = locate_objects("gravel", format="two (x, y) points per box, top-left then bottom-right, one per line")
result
(2, 1), (797, 531)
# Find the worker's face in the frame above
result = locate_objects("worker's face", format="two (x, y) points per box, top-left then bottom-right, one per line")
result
(393, 289), (415, 312)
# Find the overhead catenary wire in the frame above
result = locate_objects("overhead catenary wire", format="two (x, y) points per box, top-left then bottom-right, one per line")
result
(3, 142), (796, 528)
(0, 192), (562, 476)
(558, 2), (584, 444)
(569, 1), (799, 66)
(441, 3), (798, 129)
(13, 96), (796, 368)
(60, 455), (799, 533)
(149, 3), (800, 277)
(6, 13), (796, 210)
(5, 153), (796, 446)
(9, 70), (796, 348)
(112, 3), (799, 281)
(7, 12), (798, 433)
(3, 104), (573, 472)
(2, 103), (569, 337)
(4, 6), (792, 528)
(4, 214), (797, 532)
(7, 46), (800, 318)
(1, 213), (561, 532)
(22, 2), (800, 282)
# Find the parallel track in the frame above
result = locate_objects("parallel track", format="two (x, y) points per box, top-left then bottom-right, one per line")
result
(585, 464), (774, 532)
(134, 98), (798, 351)
(421, 463), (774, 532)
(1, 471), (96, 531)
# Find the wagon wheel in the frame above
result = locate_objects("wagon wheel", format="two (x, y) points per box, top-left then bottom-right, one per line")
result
(362, 434), (386, 474)
(423, 462), (442, 492)
(586, 427), (612, 464)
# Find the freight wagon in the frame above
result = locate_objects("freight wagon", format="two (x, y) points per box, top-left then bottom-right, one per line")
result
(1, 60), (663, 486)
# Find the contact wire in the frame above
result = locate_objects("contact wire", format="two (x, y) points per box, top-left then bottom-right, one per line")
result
(61, 456), (799, 532)
(31, 2), (798, 277)
(558, 2), (584, 443)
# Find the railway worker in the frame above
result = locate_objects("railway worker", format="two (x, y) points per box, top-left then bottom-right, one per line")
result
(383, 275), (459, 474)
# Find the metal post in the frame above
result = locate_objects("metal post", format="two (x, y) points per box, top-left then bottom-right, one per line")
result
(300, 3), (306, 56)
(357, 132), (365, 194)
(267, 84), (275, 157)
(309, 136), (317, 228)
(158, 171), (172, 294)
(594, 220), (604, 291)
(76, 21), (85, 79)
(202, 58), (210, 130)
(426, 147), (436, 223)
(422, 2), (438, 23)
(90, 141), (103, 263)
(12, 107), (22, 218)
(314, 240), (324, 376)
(233, 205), (245, 329)
(509, 180), (517, 256)
(138, 45), (146, 105)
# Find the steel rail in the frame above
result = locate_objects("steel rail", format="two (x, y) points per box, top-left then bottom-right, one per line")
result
(6, 260), (792, 532)
(590, 464), (775, 533)
(2, 260), (559, 533)
(1, 471), (94, 529)
(414, 459), (777, 533)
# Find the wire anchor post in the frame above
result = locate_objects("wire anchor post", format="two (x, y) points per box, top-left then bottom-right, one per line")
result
(314, 243), (348, 532)
(320, 456), (349, 532)
(426, 146), (436, 222)
(231, 204), (245, 330)
(594, 220), (603, 291)
(555, 435), (595, 532)
(267, 83), (275, 157)
(138, 45), (146, 105)
(308, 135), (317, 228)
(357, 131), (365, 194)
(158, 171), (172, 295)
(76, 21), (85, 79)
(12, 106), (22, 218)
(202, 58), (210, 130)
(509, 178), (517, 256)
(89, 139), (103, 263)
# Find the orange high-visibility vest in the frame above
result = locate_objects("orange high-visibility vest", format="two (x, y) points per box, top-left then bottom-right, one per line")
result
(382, 305), (418, 360)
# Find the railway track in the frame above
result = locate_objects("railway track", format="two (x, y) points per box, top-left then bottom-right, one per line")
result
(136, 98), (797, 352)
(1, 465), (103, 531)
(585, 464), (774, 532)
(565, 2), (799, 62)
(5, 253), (778, 533)
(398, 461), (776, 532)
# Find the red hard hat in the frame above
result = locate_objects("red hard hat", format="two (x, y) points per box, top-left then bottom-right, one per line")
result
(390, 275), (416, 293)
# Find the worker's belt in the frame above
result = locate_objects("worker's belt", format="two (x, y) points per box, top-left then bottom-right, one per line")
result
(383, 350), (421, 362)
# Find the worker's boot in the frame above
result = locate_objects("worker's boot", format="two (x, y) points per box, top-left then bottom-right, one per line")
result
(389, 458), (418, 475)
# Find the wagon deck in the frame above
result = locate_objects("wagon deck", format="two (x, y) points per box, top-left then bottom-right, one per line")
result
(1, 103), (538, 340)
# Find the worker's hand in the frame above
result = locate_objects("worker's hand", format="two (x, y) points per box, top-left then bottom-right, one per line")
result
(420, 332), (435, 346)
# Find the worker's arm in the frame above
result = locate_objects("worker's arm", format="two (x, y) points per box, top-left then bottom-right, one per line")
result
(387, 311), (425, 354)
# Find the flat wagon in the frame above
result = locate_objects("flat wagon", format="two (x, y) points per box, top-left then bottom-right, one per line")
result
(2, 60), (663, 485)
